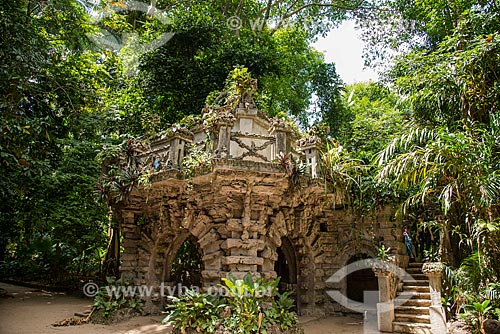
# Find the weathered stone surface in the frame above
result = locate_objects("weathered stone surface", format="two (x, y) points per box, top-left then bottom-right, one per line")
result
(221, 238), (265, 250)
(113, 103), (406, 318)
(222, 256), (264, 265)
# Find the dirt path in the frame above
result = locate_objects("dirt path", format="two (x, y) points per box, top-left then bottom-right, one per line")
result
(0, 282), (365, 334)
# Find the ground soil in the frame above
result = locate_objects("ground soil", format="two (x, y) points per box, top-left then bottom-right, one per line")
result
(1, 282), (472, 334)
(0, 282), (369, 334)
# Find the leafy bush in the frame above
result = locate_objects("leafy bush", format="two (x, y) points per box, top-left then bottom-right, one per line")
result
(263, 291), (300, 331)
(163, 289), (224, 333)
(221, 273), (275, 333)
(460, 300), (493, 334)
(164, 273), (303, 334)
(91, 277), (144, 324)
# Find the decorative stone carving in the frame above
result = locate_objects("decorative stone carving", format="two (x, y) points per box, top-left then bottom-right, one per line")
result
(423, 262), (448, 334)
(112, 93), (406, 317)
(422, 261), (445, 274)
(297, 136), (322, 178)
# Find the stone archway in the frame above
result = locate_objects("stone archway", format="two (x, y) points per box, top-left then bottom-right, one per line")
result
(169, 236), (204, 287)
(346, 253), (378, 306)
(275, 236), (299, 311)
(164, 233), (204, 288)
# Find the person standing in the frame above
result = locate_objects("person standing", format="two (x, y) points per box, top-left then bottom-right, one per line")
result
(416, 216), (434, 260)
(403, 226), (417, 261)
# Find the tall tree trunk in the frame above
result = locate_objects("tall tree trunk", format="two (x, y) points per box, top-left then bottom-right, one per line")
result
(103, 227), (120, 278)
(439, 218), (455, 266)
(103, 210), (121, 279)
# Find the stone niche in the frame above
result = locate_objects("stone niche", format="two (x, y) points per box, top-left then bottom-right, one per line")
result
(113, 102), (405, 316)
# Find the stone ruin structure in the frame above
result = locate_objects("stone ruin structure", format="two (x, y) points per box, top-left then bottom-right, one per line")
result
(111, 84), (447, 333)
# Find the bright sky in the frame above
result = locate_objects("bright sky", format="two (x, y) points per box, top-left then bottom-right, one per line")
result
(312, 20), (378, 84)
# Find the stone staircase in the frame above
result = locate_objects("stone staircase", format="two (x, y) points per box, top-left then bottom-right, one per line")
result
(393, 262), (432, 334)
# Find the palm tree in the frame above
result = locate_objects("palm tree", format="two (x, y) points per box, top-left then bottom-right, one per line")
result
(376, 123), (500, 272)
(320, 139), (364, 207)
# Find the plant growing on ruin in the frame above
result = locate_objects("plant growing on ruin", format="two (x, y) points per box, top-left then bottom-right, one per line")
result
(91, 277), (144, 324)
(276, 152), (306, 186)
(182, 144), (214, 178)
(376, 244), (392, 262)
(320, 140), (364, 206)
(97, 137), (152, 205)
(164, 273), (303, 334)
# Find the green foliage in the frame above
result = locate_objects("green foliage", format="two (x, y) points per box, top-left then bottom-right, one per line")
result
(108, 1), (347, 130)
(170, 238), (204, 287)
(339, 82), (408, 162)
(91, 277), (144, 324)
(376, 244), (392, 262)
(377, 125), (500, 216)
(164, 289), (224, 333)
(164, 273), (302, 334)
(0, 0), (111, 280)
(460, 299), (493, 334)
(320, 140), (364, 206)
(221, 273), (271, 333)
(357, 0), (489, 66)
(368, 1), (500, 321)
(264, 291), (299, 331)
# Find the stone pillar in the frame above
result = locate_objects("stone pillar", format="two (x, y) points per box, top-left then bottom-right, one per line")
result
(297, 136), (322, 178)
(373, 269), (395, 332)
(269, 118), (291, 158)
(215, 115), (235, 158)
(120, 211), (139, 281)
(168, 130), (193, 168)
(423, 263), (448, 334)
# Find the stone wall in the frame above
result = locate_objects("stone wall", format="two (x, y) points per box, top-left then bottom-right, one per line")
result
(117, 165), (404, 315)
(113, 101), (405, 316)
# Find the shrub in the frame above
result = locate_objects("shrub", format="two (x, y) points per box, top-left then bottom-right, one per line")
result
(164, 273), (303, 334)
(163, 289), (224, 333)
(91, 277), (144, 324)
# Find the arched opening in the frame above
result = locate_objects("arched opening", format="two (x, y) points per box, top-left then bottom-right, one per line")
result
(346, 253), (378, 306)
(169, 236), (204, 287)
(274, 236), (298, 311)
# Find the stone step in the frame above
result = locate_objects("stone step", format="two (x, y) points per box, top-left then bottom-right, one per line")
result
(404, 285), (430, 293)
(395, 306), (430, 315)
(406, 268), (423, 275)
(398, 291), (431, 300)
(408, 262), (424, 268)
(404, 280), (429, 286)
(395, 313), (430, 324)
(407, 274), (427, 280)
(393, 322), (432, 334)
(400, 299), (432, 307)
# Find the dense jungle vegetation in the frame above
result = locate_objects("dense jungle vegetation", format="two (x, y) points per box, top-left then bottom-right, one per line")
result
(1, 0), (499, 331)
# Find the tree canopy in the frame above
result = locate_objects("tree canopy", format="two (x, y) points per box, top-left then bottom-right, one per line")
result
(1, 0), (499, 323)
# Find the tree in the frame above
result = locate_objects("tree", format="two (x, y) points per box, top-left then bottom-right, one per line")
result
(158, 0), (371, 36)
(0, 0), (111, 280)
(338, 82), (407, 162)
(373, 1), (500, 282)
(355, 0), (492, 66)
(97, 0), (349, 132)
